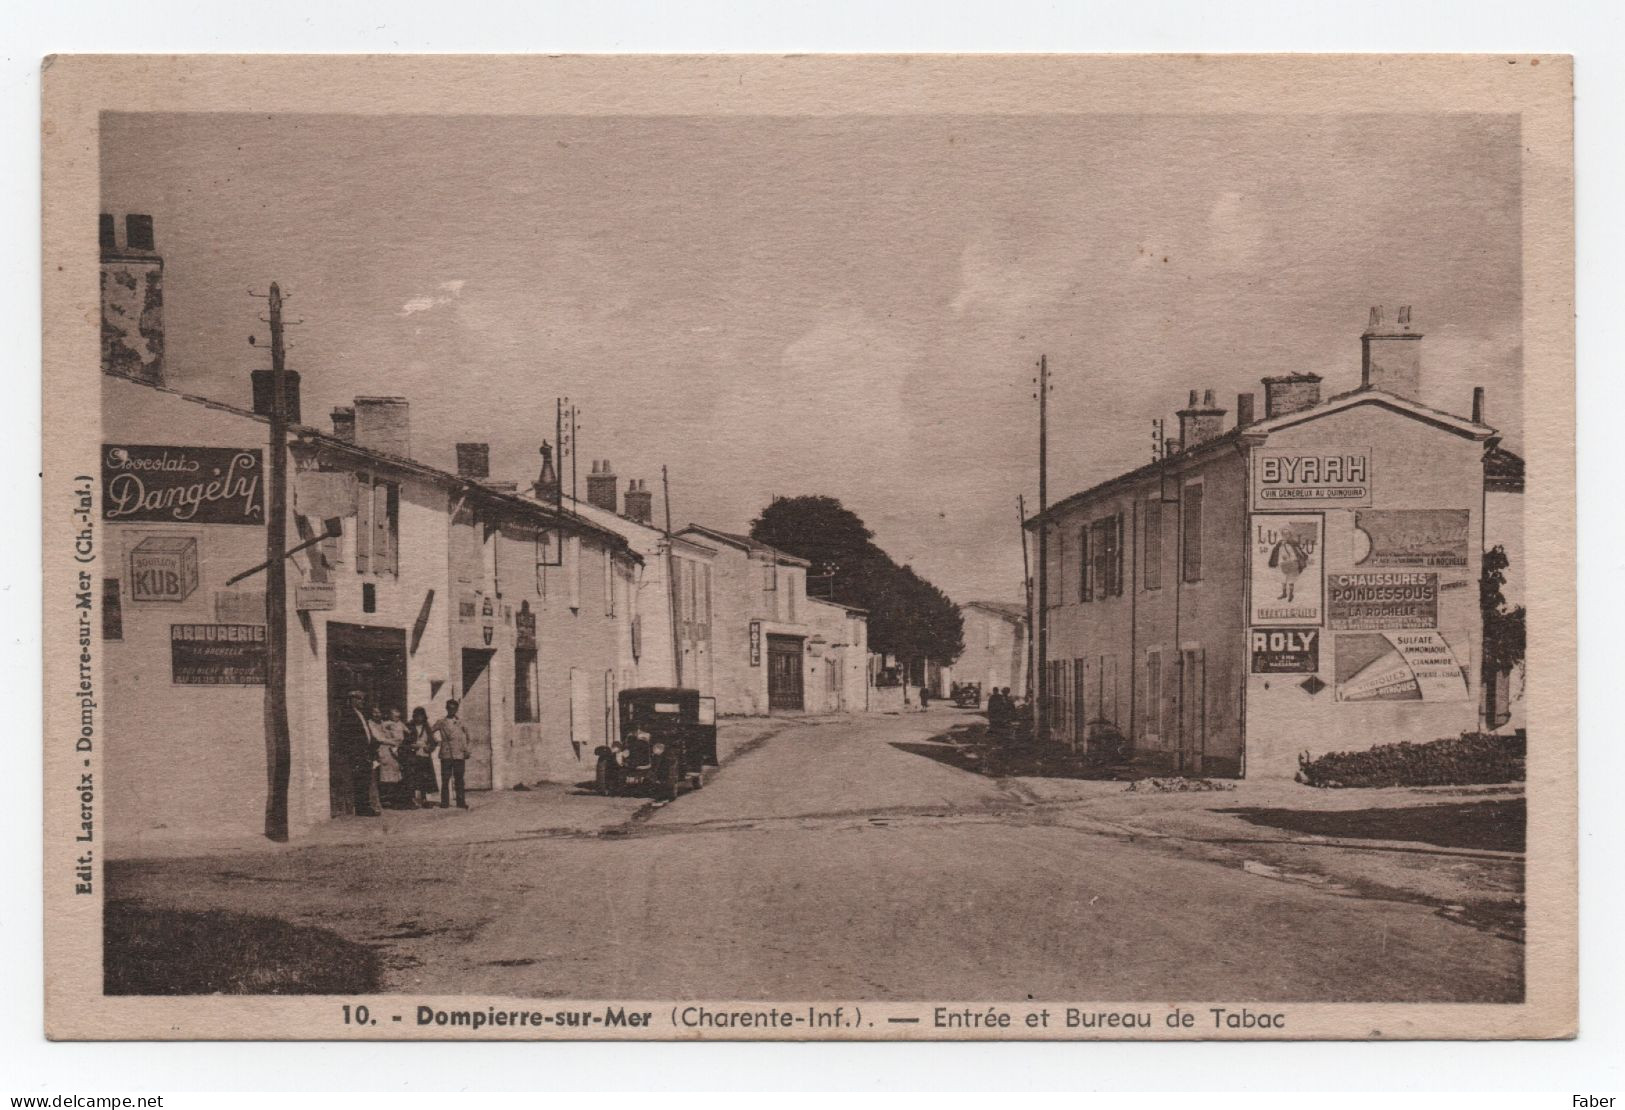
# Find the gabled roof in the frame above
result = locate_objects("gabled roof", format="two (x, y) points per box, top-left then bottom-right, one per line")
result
(963, 600), (1028, 624)
(103, 369), (638, 559)
(1026, 386), (1496, 529)
(805, 595), (869, 616)
(678, 523), (811, 567)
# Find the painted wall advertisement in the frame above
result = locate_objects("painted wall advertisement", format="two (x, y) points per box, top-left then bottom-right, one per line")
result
(1249, 627), (1320, 673)
(1335, 630), (1469, 702)
(170, 623), (267, 685)
(102, 445), (264, 525)
(1327, 572), (1438, 629)
(1249, 514), (1323, 626)
(1252, 447), (1371, 509)
(1354, 509), (1469, 568)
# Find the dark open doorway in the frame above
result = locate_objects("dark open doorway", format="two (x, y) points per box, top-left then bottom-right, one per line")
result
(326, 622), (407, 817)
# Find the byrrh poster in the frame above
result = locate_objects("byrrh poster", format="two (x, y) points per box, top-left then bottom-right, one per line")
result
(1249, 514), (1323, 626)
(40, 55), (1574, 1047)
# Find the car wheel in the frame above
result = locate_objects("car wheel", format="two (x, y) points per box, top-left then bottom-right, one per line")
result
(595, 757), (616, 797)
(662, 759), (680, 802)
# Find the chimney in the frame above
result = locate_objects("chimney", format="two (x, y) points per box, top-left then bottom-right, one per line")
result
(586, 459), (618, 513)
(1261, 372), (1323, 418)
(624, 478), (654, 525)
(330, 406), (356, 444)
(1472, 386), (1487, 425)
(1177, 388), (1227, 449)
(99, 212), (164, 384)
(251, 369), (302, 424)
(534, 442), (561, 502)
(455, 442), (490, 480)
(1360, 304), (1422, 399)
(1235, 391), (1256, 429)
(353, 396), (411, 458)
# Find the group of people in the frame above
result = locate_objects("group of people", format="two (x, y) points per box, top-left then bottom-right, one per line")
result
(338, 689), (473, 817)
(985, 686), (1023, 738)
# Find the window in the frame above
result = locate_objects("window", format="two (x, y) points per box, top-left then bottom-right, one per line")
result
(1079, 525), (1091, 602)
(353, 473), (399, 576)
(513, 648), (539, 722)
(1143, 499), (1162, 590)
(761, 552), (778, 590)
(1144, 650), (1163, 744)
(1181, 482), (1204, 583)
(102, 578), (122, 640)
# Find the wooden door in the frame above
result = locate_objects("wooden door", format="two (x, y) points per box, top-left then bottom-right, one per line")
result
(325, 622), (407, 817)
(767, 635), (804, 711)
(460, 648), (495, 789)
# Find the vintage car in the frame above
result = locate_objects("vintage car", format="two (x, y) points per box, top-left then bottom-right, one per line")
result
(595, 687), (719, 800)
(952, 682), (982, 708)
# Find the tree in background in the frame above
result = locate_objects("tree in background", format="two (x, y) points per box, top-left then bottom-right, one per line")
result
(1479, 544), (1526, 727)
(751, 495), (964, 669)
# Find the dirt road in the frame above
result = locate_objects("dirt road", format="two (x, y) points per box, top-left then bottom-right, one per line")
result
(108, 711), (1523, 1001)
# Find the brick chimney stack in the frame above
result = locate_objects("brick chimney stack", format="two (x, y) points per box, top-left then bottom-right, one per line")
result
(99, 212), (164, 384)
(1177, 388), (1227, 449)
(1261, 372), (1322, 418)
(1361, 304), (1422, 399)
(586, 459), (618, 513)
(623, 479), (654, 525)
(330, 406), (356, 443)
(1235, 391), (1256, 429)
(1472, 386), (1487, 425)
(353, 396), (411, 458)
(455, 442), (490, 480)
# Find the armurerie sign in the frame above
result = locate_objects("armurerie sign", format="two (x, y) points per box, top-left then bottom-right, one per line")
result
(1327, 571), (1439, 629)
(169, 623), (267, 685)
(1249, 514), (1323, 626)
(1252, 447), (1371, 509)
(102, 445), (264, 525)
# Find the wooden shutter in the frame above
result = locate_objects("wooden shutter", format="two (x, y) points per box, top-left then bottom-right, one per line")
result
(1113, 513), (1125, 596)
(353, 474), (372, 574)
(1182, 483), (1204, 583)
(1143, 499), (1162, 590)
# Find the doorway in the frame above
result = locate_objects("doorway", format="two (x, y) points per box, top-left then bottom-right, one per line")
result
(766, 634), (805, 712)
(326, 622), (407, 817)
(460, 648), (496, 790)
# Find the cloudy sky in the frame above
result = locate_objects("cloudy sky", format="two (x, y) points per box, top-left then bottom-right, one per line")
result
(101, 112), (1521, 603)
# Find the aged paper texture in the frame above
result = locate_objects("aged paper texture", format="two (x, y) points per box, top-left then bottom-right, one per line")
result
(42, 54), (1575, 1040)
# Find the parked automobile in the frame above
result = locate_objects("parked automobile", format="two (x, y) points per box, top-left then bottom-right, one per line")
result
(595, 687), (719, 800)
(952, 682), (982, 708)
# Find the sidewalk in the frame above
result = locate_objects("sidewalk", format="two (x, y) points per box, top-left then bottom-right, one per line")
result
(107, 714), (828, 861)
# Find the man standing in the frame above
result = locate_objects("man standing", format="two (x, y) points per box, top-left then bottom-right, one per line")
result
(433, 698), (472, 810)
(336, 688), (379, 817)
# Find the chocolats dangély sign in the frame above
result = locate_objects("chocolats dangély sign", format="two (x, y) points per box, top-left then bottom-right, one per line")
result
(1327, 571), (1438, 630)
(1354, 509), (1470, 568)
(103, 445), (263, 525)
(1253, 447), (1371, 509)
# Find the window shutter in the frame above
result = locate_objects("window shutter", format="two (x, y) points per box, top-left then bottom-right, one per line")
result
(1182, 484), (1204, 582)
(354, 475), (371, 574)
(1144, 499), (1162, 590)
(384, 483), (400, 575)
(1079, 525), (1090, 602)
(1114, 513), (1125, 596)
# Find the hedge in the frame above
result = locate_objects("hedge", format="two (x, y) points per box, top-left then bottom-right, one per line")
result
(1297, 731), (1525, 788)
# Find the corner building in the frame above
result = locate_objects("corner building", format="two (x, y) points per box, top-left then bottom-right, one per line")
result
(1027, 311), (1501, 778)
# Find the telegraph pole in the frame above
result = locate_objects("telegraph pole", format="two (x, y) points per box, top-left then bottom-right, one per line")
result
(662, 465), (684, 687)
(1018, 493), (1034, 702)
(1035, 354), (1050, 741)
(263, 283), (292, 841)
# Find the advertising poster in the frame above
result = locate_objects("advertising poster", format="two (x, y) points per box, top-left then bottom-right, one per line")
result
(102, 445), (264, 525)
(1354, 509), (1470, 568)
(1249, 627), (1320, 673)
(1252, 446), (1371, 509)
(1334, 630), (1469, 702)
(1249, 514), (1323, 626)
(169, 623), (267, 685)
(1327, 571), (1439, 629)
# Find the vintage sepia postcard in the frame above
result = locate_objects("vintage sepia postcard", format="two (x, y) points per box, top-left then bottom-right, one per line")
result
(41, 54), (1575, 1041)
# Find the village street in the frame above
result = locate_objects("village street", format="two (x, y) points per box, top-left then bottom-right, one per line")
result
(107, 709), (1524, 1003)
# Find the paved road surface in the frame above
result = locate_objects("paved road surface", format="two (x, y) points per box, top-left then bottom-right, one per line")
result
(111, 711), (1523, 1002)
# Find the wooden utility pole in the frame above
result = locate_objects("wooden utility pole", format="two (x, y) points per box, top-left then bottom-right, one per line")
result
(263, 282), (292, 841)
(662, 465), (684, 687)
(1035, 354), (1050, 741)
(1018, 493), (1034, 701)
